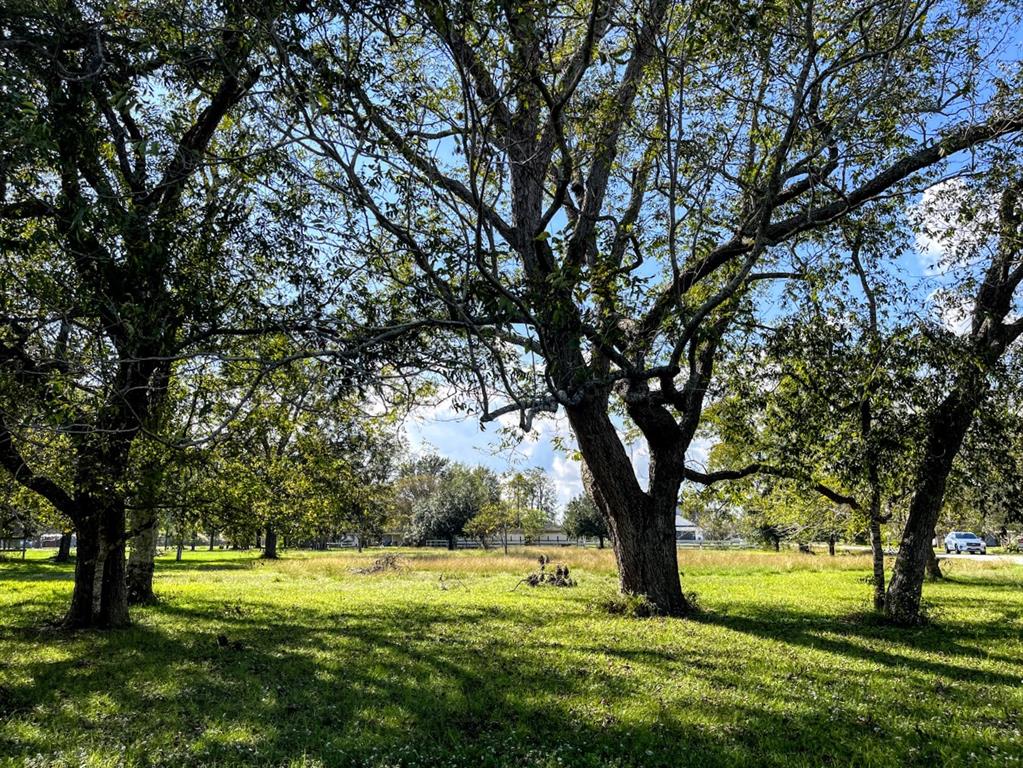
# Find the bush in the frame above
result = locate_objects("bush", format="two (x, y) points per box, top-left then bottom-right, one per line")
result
(595, 591), (661, 618)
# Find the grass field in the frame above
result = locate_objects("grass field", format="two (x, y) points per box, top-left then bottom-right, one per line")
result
(1, 547), (1021, 767)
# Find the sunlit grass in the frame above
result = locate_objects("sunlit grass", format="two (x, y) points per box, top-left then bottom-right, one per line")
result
(2, 547), (1021, 767)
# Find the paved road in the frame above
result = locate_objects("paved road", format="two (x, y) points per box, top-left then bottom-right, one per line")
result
(937, 552), (1023, 564)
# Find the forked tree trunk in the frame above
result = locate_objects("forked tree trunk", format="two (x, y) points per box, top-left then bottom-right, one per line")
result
(64, 497), (130, 629)
(828, 535), (836, 556)
(573, 405), (690, 616)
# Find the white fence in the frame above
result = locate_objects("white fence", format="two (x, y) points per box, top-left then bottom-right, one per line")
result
(677, 539), (747, 549)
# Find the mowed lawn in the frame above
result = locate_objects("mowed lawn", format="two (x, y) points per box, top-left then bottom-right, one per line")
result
(1, 548), (1022, 768)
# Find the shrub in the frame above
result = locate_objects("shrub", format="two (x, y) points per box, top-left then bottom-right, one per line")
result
(596, 591), (661, 618)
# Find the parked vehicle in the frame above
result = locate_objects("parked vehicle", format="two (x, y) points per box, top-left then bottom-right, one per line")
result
(943, 532), (987, 554)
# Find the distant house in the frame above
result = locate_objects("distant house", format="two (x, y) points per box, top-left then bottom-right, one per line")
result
(38, 532), (75, 548)
(675, 514), (703, 542)
(534, 525), (572, 546)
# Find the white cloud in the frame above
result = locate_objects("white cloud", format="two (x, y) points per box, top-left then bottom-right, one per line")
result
(909, 178), (994, 276)
(551, 454), (583, 510)
(685, 436), (713, 468)
(402, 394), (721, 513)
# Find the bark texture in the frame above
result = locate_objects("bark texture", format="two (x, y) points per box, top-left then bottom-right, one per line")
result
(885, 181), (1023, 624)
(925, 545), (943, 581)
(263, 525), (278, 559)
(127, 516), (157, 605)
(575, 411), (690, 615)
(55, 531), (72, 563)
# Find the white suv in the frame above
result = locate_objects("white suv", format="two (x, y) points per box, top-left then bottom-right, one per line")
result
(943, 532), (987, 554)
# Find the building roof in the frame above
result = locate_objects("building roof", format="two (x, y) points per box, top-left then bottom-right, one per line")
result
(675, 515), (698, 529)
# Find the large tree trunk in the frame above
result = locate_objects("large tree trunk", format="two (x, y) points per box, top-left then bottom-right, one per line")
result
(98, 508), (130, 628)
(127, 510), (157, 605)
(605, 493), (688, 614)
(54, 531), (73, 563)
(572, 404), (690, 616)
(63, 497), (130, 629)
(263, 525), (278, 559)
(63, 515), (99, 628)
(885, 378), (982, 624)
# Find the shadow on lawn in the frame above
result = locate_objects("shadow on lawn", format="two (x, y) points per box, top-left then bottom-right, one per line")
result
(690, 605), (1020, 685)
(2, 589), (1019, 768)
(154, 555), (260, 572)
(0, 558), (75, 582)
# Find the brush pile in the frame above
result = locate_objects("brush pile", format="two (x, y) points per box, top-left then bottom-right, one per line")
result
(352, 554), (405, 574)
(515, 555), (576, 589)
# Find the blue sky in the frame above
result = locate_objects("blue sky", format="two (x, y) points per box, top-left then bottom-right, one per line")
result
(402, 398), (586, 511)
(401, 391), (713, 515)
(396, 178), (1004, 517)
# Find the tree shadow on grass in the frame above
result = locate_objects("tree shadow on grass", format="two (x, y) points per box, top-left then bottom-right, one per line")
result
(2, 588), (1021, 768)
(690, 605), (1020, 685)
(0, 600), (747, 767)
(0, 559), (75, 582)
(152, 554), (264, 572)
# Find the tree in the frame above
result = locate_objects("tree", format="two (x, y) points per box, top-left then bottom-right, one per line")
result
(694, 170), (1023, 622)
(392, 455), (452, 541)
(563, 493), (609, 548)
(689, 219), (928, 608)
(0, 1), (290, 627)
(170, 344), (405, 556)
(464, 500), (515, 551)
(944, 379), (1023, 540)
(504, 468), (557, 542)
(280, 0), (1023, 614)
(885, 175), (1023, 623)
(408, 464), (500, 549)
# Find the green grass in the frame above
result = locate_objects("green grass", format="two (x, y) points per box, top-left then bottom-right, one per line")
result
(1, 547), (1022, 767)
